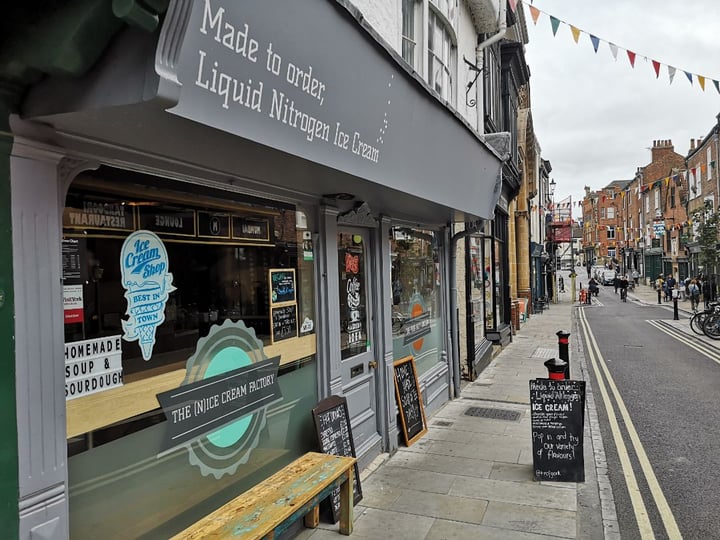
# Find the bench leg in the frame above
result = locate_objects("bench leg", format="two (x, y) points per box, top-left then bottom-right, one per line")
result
(339, 468), (354, 536)
(303, 504), (320, 529)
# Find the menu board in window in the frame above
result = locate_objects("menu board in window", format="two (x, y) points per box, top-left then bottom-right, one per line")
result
(312, 395), (362, 524)
(271, 304), (298, 344)
(269, 268), (296, 305)
(393, 356), (428, 446)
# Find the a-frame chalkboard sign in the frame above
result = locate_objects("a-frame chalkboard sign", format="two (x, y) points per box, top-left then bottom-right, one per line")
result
(393, 356), (428, 446)
(312, 395), (363, 523)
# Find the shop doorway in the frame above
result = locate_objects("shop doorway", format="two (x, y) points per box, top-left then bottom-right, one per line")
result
(336, 228), (381, 458)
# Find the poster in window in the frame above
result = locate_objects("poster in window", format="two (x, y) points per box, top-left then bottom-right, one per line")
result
(338, 242), (367, 360)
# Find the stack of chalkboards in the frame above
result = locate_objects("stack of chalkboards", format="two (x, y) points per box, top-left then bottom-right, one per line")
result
(312, 396), (362, 523)
(529, 379), (586, 482)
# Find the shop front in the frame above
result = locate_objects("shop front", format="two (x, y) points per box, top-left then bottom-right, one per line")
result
(7, 0), (505, 537)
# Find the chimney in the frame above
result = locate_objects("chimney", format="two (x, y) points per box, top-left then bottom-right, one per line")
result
(690, 139), (696, 151)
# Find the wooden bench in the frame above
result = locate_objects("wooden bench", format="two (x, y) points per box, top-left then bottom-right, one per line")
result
(173, 452), (356, 539)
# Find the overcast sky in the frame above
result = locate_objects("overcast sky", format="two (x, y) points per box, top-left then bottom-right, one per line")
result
(523, 0), (720, 217)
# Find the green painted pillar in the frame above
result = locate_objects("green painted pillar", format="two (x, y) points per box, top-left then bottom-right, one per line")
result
(0, 97), (18, 537)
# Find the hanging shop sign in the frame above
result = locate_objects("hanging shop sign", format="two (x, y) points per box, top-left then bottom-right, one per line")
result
(156, 319), (283, 478)
(64, 335), (123, 400)
(63, 198), (134, 232)
(197, 211), (231, 239)
(120, 230), (176, 360)
(138, 206), (197, 237)
(232, 216), (271, 242)
(653, 222), (666, 236)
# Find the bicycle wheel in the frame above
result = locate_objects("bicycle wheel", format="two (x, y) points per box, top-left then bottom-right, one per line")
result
(702, 313), (720, 340)
(690, 311), (708, 335)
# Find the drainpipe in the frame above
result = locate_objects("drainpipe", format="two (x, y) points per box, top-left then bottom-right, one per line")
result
(476, 0), (508, 59)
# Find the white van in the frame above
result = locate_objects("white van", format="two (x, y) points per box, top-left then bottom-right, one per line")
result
(601, 269), (617, 286)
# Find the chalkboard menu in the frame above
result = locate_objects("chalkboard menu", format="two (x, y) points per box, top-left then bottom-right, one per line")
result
(530, 379), (586, 482)
(269, 269), (296, 304)
(312, 395), (363, 523)
(271, 304), (298, 343)
(393, 356), (428, 446)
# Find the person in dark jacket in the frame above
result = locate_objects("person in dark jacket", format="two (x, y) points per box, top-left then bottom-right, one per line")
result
(703, 278), (713, 309)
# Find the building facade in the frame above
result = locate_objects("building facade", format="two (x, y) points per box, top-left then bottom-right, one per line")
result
(1, 1), (512, 537)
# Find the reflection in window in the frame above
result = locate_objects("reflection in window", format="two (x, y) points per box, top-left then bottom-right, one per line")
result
(63, 173), (318, 538)
(390, 227), (443, 376)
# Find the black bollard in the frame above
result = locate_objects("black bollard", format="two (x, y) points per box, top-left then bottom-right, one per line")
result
(673, 290), (679, 320)
(556, 330), (570, 379)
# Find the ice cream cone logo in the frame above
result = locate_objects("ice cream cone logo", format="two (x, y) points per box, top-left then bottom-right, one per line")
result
(120, 230), (175, 361)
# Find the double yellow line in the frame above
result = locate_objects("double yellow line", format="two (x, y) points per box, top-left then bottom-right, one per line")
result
(577, 308), (682, 540)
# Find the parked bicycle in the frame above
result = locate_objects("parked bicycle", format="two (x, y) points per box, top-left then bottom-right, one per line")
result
(701, 303), (720, 340)
(689, 301), (720, 338)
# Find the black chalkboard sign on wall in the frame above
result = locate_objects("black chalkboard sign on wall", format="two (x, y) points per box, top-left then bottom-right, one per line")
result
(312, 395), (363, 524)
(269, 268), (296, 305)
(529, 379), (586, 482)
(393, 356), (428, 446)
(270, 304), (298, 344)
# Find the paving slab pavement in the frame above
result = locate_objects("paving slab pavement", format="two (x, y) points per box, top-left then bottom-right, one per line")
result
(299, 294), (618, 539)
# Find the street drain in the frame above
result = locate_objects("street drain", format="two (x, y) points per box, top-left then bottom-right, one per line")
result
(434, 421), (453, 427)
(530, 347), (555, 359)
(464, 407), (521, 421)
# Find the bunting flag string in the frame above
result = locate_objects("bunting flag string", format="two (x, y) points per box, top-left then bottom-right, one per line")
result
(525, 3), (720, 94)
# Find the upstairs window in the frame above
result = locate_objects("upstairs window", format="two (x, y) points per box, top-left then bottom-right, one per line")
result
(401, 0), (420, 69)
(428, 9), (456, 104)
(708, 148), (713, 181)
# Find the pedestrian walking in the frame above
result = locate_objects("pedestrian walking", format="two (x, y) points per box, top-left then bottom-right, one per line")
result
(632, 269), (639, 285)
(689, 279), (700, 311)
(703, 278), (713, 309)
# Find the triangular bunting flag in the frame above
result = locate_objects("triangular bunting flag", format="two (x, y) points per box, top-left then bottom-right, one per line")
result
(626, 50), (636, 67)
(685, 71), (693, 85)
(529, 5), (540, 25)
(652, 60), (661, 78)
(698, 75), (706, 91)
(609, 43), (618, 60)
(570, 25), (581, 43)
(550, 16), (561, 36)
(668, 66), (676, 85)
(714, 80), (720, 94)
(508, 0), (518, 13)
(664, 177), (670, 186)
(590, 34), (600, 53)
(701, 164), (707, 174)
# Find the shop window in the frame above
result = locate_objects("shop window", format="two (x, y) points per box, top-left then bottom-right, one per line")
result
(390, 227), (444, 376)
(63, 170), (318, 538)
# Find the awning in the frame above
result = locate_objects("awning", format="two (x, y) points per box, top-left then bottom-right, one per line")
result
(21, 0), (505, 223)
